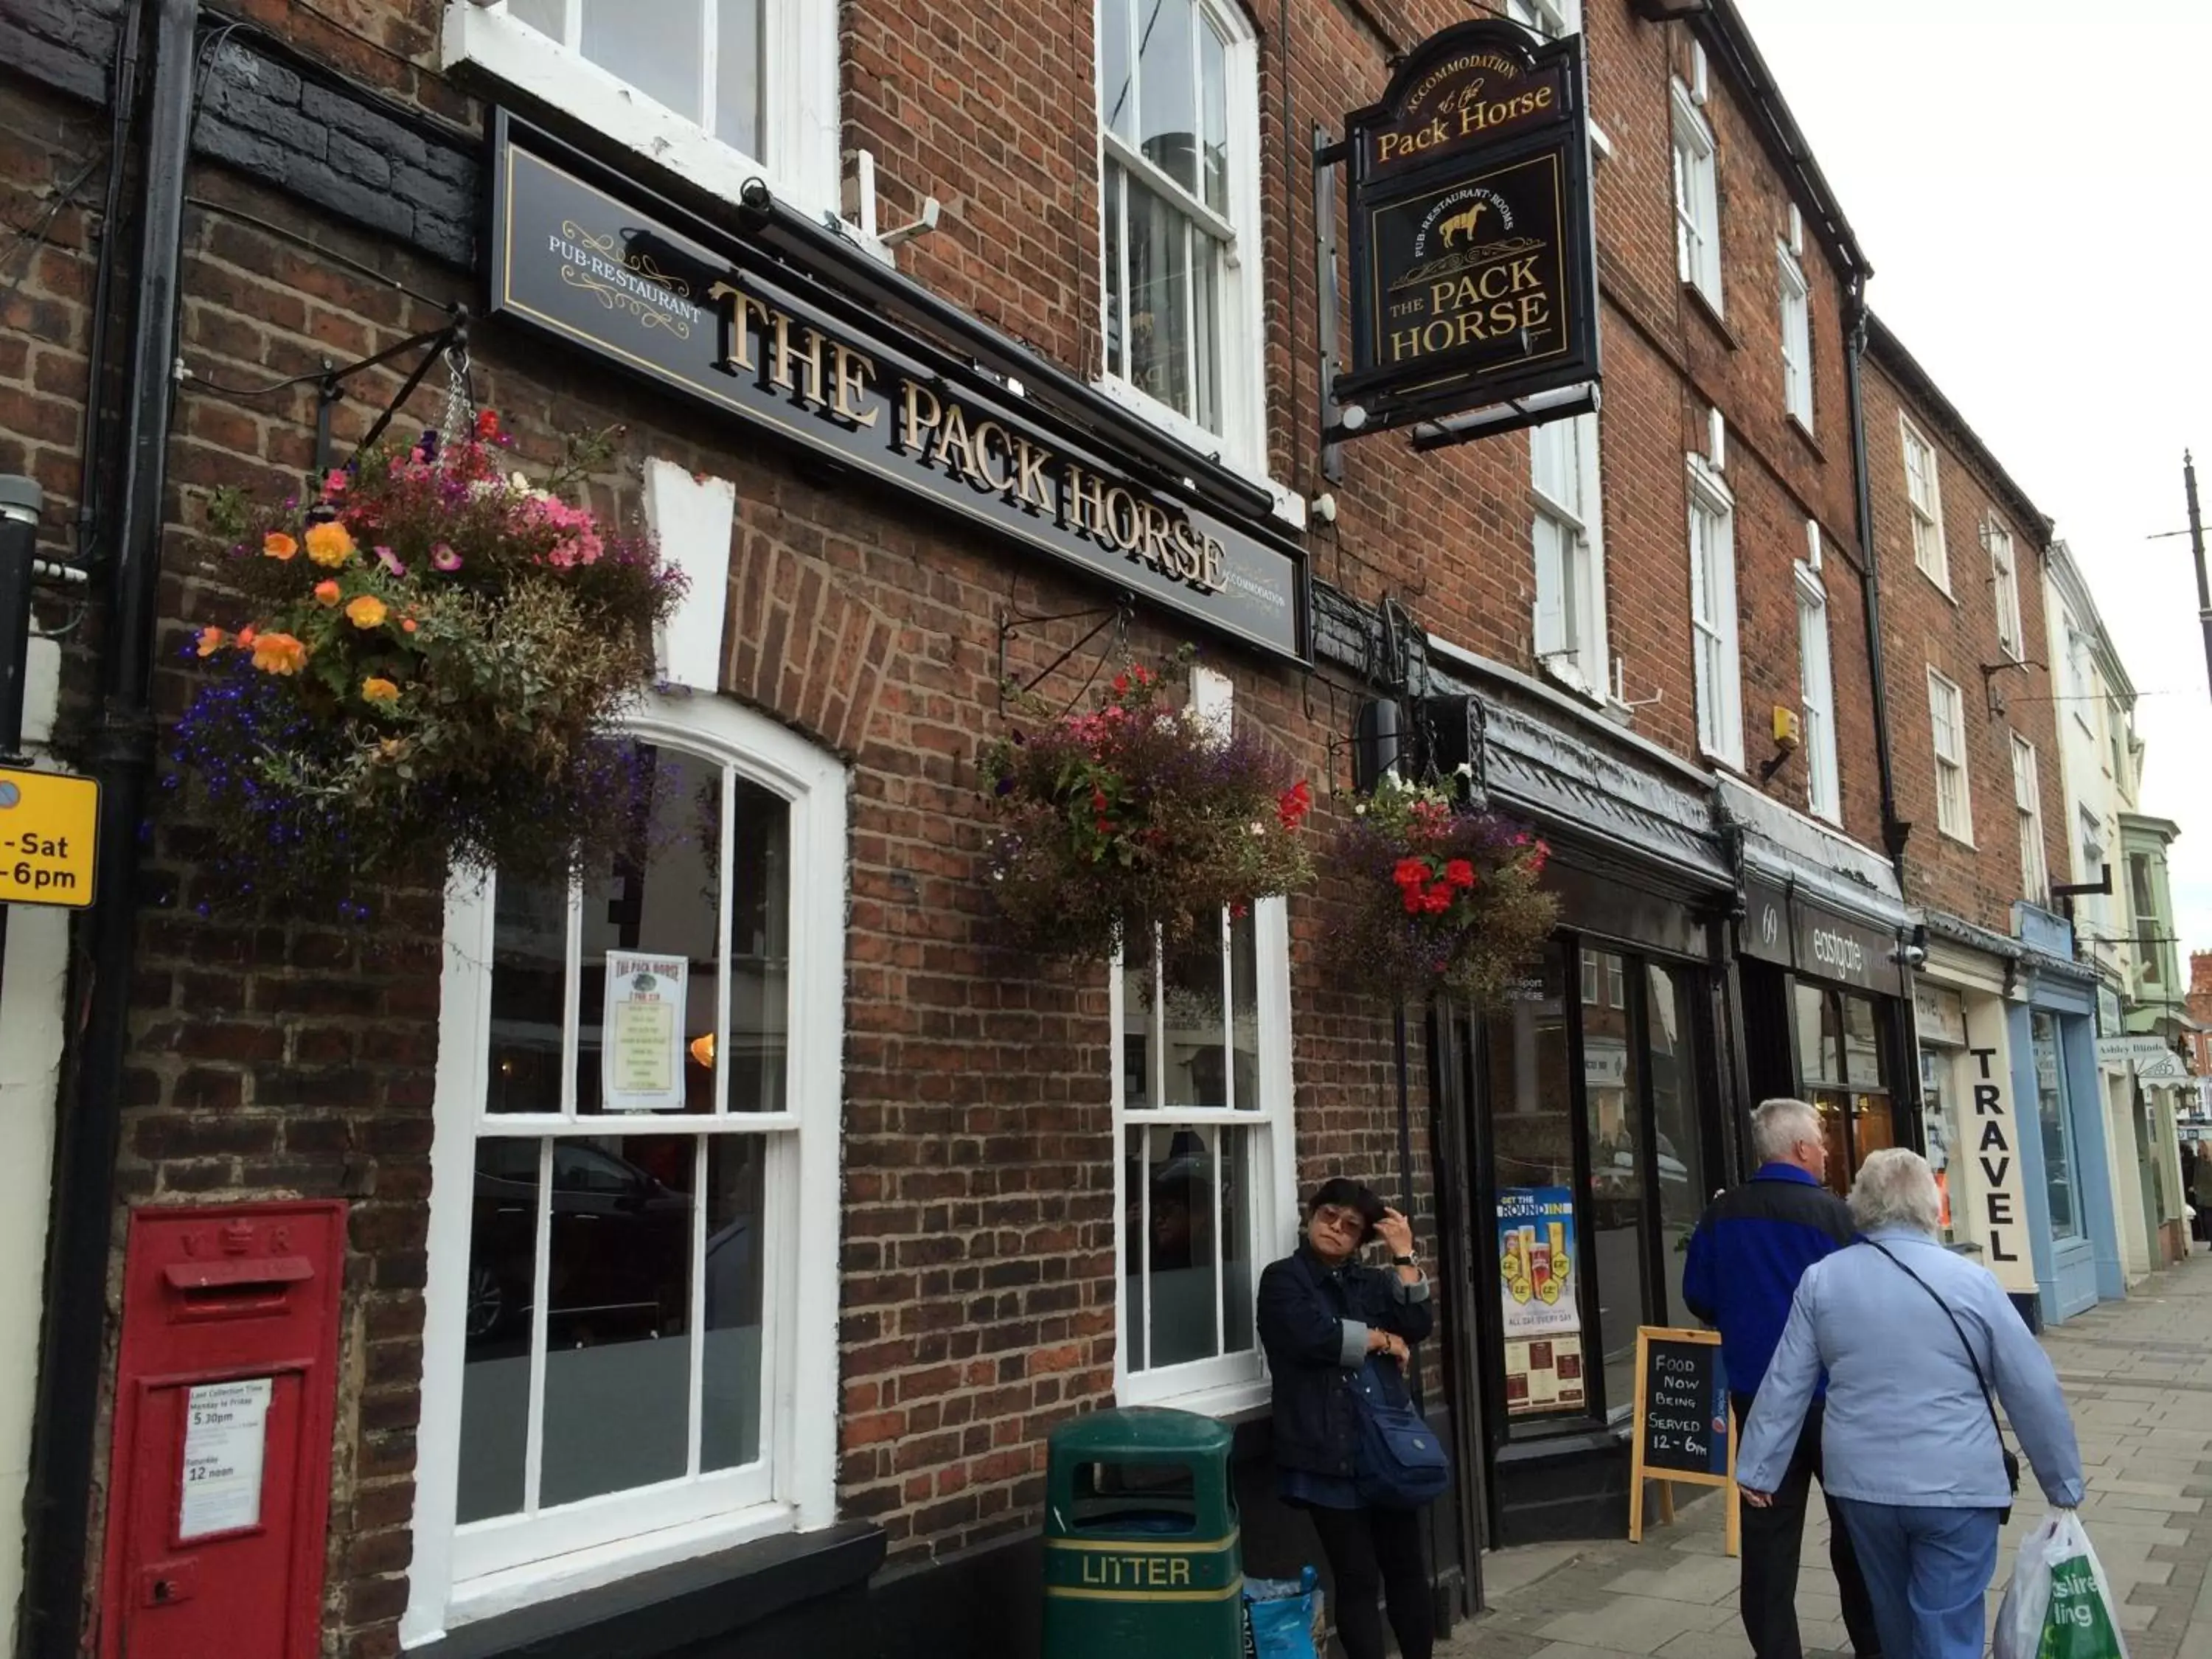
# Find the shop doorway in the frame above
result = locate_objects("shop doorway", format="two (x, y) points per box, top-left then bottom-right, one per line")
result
(1444, 933), (1725, 1543)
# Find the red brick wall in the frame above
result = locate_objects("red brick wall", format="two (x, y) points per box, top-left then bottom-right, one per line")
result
(0, 0), (1936, 1648)
(1861, 353), (2068, 934)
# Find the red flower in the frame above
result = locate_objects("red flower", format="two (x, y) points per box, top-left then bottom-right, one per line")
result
(1091, 787), (1110, 811)
(1112, 672), (1130, 695)
(1277, 779), (1313, 830)
(1401, 887), (1427, 915)
(1443, 858), (1476, 888)
(475, 408), (501, 438)
(1393, 857), (1431, 888)
(1423, 883), (1454, 914)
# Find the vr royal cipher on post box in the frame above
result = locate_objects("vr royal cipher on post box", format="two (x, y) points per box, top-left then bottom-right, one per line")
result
(98, 1201), (347, 1659)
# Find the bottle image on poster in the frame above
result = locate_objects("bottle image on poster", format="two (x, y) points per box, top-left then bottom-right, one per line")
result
(1499, 1186), (1585, 1415)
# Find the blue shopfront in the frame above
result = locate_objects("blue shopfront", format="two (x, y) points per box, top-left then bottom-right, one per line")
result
(2011, 905), (2126, 1324)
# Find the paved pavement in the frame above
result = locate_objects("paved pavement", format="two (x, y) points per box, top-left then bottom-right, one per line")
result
(1441, 1250), (2212, 1659)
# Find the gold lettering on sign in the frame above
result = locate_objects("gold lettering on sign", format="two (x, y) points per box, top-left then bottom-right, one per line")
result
(899, 381), (942, 455)
(1066, 465), (1113, 549)
(829, 341), (878, 427)
(706, 282), (767, 374)
(770, 313), (827, 404)
(1012, 436), (1053, 513)
(968, 419), (1015, 492)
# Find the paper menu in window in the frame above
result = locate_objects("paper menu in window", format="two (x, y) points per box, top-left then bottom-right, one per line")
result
(178, 1377), (272, 1539)
(602, 950), (689, 1112)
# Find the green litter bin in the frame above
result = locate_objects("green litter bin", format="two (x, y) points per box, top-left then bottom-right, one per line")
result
(1042, 1408), (1244, 1658)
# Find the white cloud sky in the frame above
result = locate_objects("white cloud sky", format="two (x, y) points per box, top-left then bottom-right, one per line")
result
(1728, 0), (2212, 970)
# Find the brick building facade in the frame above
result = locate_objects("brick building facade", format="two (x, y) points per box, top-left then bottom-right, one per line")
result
(0, 1), (2126, 1657)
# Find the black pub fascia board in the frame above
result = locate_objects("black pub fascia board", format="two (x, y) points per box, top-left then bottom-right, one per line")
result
(486, 113), (1310, 665)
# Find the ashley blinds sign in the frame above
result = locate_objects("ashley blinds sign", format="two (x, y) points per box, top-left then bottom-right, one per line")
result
(1336, 20), (1599, 441)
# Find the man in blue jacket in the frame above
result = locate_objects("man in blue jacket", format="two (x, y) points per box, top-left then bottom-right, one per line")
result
(1683, 1099), (1879, 1659)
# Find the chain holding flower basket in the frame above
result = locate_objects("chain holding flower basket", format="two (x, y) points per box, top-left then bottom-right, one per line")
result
(1326, 771), (1559, 1009)
(170, 412), (686, 914)
(978, 661), (1314, 960)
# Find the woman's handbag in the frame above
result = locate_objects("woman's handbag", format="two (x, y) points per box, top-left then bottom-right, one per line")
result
(1349, 1357), (1450, 1509)
(1865, 1239), (2021, 1520)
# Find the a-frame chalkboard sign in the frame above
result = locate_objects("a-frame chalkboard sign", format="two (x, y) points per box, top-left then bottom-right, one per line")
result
(1627, 1326), (1739, 1557)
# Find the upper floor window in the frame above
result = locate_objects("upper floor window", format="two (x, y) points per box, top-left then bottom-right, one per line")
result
(406, 695), (845, 1636)
(1988, 516), (2023, 660)
(1778, 246), (1812, 426)
(1113, 670), (1294, 1412)
(1797, 559), (1839, 823)
(2079, 807), (2109, 935)
(1096, 0), (1265, 468)
(1687, 455), (1742, 767)
(2130, 854), (2163, 983)
(1505, 0), (1582, 38)
(1671, 80), (1722, 310)
(2012, 736), (2048, 905)
(444, 1), (840, 221)
(1901, 416), (1948, 589)
(1531, 411), (1609, 695)
(1927, 668), (1972, 844)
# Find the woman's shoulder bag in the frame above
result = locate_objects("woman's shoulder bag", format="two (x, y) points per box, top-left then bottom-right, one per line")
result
(1863, 1237), (2021, 1520)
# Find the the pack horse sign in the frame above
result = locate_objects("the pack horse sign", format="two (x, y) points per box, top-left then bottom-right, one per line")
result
(1336, 21), (1599, 445)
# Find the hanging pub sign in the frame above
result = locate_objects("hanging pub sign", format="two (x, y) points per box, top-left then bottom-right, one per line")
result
(1333, 21), (1599, 446)
(486, 115), (1307, 664)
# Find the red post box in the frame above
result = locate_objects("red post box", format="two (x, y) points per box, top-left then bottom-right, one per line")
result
(98, 1201), (347, 1659)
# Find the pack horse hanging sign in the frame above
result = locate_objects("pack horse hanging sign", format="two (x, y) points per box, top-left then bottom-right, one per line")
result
(1334, 21), (1599, 445)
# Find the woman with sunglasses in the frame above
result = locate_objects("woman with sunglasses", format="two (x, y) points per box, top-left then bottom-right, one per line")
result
(1256, 1178), (1434, 1659)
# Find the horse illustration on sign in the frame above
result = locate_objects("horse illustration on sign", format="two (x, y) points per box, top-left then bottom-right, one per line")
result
(1438, 201), (1488, 247)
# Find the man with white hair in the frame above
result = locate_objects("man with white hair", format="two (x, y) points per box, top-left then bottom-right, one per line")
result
(1739, 1150), (2083, 1659)
(1681, 1099), (1879, 1659)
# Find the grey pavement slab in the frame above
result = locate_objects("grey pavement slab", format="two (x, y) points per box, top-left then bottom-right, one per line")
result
(1439, 1249), (2212, 1659)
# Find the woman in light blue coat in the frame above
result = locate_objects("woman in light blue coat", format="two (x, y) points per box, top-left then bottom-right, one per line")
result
(1738, 1148), (2084, 1659)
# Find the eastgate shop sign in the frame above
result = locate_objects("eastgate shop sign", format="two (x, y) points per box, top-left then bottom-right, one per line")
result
(489, 119), (1307, 662)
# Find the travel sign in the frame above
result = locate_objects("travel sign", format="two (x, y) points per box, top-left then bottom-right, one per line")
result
(487, 117), (1307, 664)
(1336, 21), (1599, 442)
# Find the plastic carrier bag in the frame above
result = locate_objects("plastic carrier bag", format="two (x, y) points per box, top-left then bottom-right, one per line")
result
(1241, 1566), (1323, 1659)
(1993, 1510), (2130, 1659)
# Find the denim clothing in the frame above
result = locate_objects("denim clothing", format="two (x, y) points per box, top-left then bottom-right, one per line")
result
(1256, 1246), (1433, 1481)
(1833, 1499), (2002, 1659)
(1681, 1164), (1856, 1397)
(1739, 1227), (2084, 1510)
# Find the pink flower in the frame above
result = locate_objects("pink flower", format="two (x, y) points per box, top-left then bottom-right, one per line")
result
(431, 543), (462, 572)
(375, 544), (406, 577)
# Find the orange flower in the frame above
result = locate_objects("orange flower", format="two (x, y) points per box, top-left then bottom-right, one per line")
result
(344, 594), (389, 630)
(304, 521), (356, 567)
(313, 580), (342, 606)
(262, 532), (298, 561)
(360, 676), (400, 706)
(194, 626), (226, 657)
(235, 625), (258, 648)
(249, 631), (308, 675)
(400, 616), (418, 633)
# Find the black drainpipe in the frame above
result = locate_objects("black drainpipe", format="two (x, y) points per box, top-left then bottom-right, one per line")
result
(18, 2), (197, 1653)
(1843, 275), (1907, 880)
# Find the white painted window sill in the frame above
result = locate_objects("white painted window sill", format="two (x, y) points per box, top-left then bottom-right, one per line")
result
(1091, 373), (1307, 532)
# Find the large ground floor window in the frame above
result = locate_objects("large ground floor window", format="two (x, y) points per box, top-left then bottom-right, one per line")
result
(1484, 935), (1717, 1433)
(2032, 1012), (2081, 1241)
(407, 696), (844, 1638)
(1794, 981), (1897, 1196)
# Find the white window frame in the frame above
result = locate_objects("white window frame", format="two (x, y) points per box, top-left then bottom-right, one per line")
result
(2012, 736), (2048, 905)
(1093, 0), (1270, 481)
(1987, 515), (2023, 661)
(1796, 560), (1840, 823)
(1671, 79), (1722, 310)
(441, 1), (841, 229)
(1110, 670), (1295, 1416)
(1778, 243), (1812, 427)
(1900, 415), (1949, 591)
(1687, 455), (1742, 768)
(1504, 0), (1582, 38)
(1531, 411), (1610, 697)
(406, 694), (845, 1641)
(1928, 667), (1973, 844)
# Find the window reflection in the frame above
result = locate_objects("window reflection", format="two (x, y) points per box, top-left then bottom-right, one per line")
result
(1582, 948), (1646, 1422)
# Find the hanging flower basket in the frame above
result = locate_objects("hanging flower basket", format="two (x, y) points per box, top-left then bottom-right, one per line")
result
(1325, 771), (1558, 1008)
(978, 661), (1315, 960)
(169, 414), (686, 916)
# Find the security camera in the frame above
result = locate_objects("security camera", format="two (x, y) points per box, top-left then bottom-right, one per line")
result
(739, 177), (773, 214)
(1310, 491), (1338, 524)
(1895, 943), (1928, 968)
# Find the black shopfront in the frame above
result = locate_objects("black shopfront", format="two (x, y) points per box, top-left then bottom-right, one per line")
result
(1736, 873), (1917, 1196)
(1416, 669), (1742, 1545)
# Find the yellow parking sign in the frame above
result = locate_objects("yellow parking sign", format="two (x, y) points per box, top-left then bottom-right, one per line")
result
(0, 765), (98, 908)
